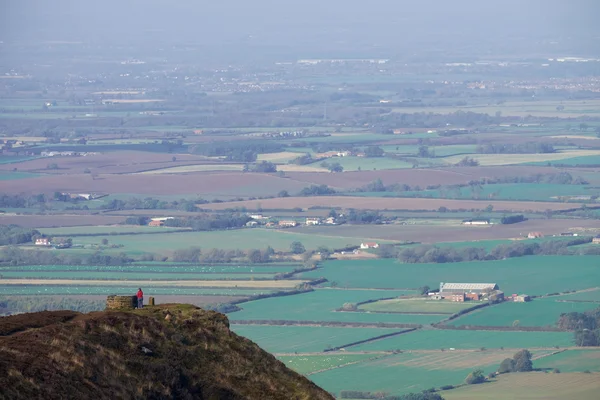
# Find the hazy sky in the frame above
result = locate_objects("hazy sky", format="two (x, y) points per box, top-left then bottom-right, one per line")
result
(1, 1), (599, 58)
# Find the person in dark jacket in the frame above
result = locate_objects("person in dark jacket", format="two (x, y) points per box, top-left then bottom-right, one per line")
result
(136, 288), (144, 309)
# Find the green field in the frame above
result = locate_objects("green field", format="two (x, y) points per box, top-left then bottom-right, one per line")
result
(38, 225), (188, 235)
(398, 183), (599, 202)
(231, 325), (404, 353)
(0, 171), (40, 180)
(228, 289), (441, 325)
(535, 350), (600, 372)
(448, 299), (599, 327)
(300, 256), (600, 295)
(327, 156), (413, 171)
(549, 289), (600, 302)
(277, 354), (378, 375)
(527, 155), (600, 166)
(0, 285), (274, 296)
(0, 270), (279, 280)
(349, 329), (573, 352)
(359, 298), (478, 314)
(310, 350), (516, 396)
(67, 229), (364, 254)
(443, 372), (600, 400)
(0, 263), (298, 273)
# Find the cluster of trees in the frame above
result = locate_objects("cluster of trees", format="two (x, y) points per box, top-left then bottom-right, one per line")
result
(464, 369), (486, 385)
(189, 141), (284, 162)
(104, 196), (209, 212)
(171, 246), (273, 264)
(243, 161), (277, 173)
(454, 156), (480, 167)
(0, 225), (40, 246)
(164, 214), (251, 231)
(0, 193), (47, 208)
(320, 161), (344, 172)
(557, 307), (600, 346)
(345, 209), (383, 224)
(497, 349), (533, 374)
(0, 247), (131, 266)
(500, 214), (526, 224)
(364, 146), (385, 157)
(298, 185), (336, 196)
(392, 237), (591, 264)
(476, 142), (555, 154)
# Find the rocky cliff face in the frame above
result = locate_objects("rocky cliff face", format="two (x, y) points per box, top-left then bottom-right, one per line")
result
(0, 304), (333, 400)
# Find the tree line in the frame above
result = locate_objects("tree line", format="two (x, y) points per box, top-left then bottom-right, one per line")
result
(378, 237), (593, 264)
(0, 225), (40, 246)
(0, 247), (132, 266)
(557, 306), (600, 346)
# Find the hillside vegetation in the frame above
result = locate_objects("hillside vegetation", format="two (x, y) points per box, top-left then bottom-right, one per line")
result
(0, 305), (333, 400)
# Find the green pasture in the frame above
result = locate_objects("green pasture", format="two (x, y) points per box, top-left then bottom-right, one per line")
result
(0, 285), (274, 296)
(549, 289), (600, 302)
(448, 299), (599, 327)
(534, 349), (600, 372)
(300, 256), (600, 295)
(329, 156), (414, 171)
(0, 270), (278, 280)
(231, 325), (403, 353)
(68, 229), (363, 255)
(277, 354), (377, 375)
(349, 329), (573, 352)
(527, 155), (600, 166)
(310, 351), (501, 396)
(0, 171), (40, 180)
(398, 183), (598, 202)
(0, 156), (40, 164)
(1, 263), (298, 274)
(228, 288), (440, 325)
(38, 225), (188, 236)
(359, 298), (478, 314)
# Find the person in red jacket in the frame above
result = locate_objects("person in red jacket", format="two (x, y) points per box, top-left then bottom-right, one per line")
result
(136, 288), (144, 309)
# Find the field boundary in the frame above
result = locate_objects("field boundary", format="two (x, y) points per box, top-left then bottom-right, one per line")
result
(231, 320), (423, 329)
(324, 328), (418, 352)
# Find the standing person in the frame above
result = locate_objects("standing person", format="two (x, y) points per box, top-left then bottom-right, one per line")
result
(136, 288), (144, 309)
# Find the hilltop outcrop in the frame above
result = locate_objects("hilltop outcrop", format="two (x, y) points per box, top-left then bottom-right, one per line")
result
(0, 304), (333, 400)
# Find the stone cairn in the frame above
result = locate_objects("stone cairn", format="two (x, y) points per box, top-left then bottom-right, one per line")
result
(106, 295), (137, 310)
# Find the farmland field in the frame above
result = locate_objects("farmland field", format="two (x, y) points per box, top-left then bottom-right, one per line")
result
(527, 155), (600, 166)
(300, 256), (600, 295)
(326, 156), (414, 171)
(205, 196), (585, 212)
(310, 350), (534, 395)
(228, 289), (442, 325)
(231, 325), (405, 353)
(549, 288), (600, 302)
(359, 298), (482, 314)
(38, 225), (188, 235)
(67, 229), (366, 254)
(0, 284), (276, 296)
(443, 372), (600, 400)
(292, 219), (600, 243)
(276, 354), (378, 375)
(534, 349), (600, 372)
(0, 279), (305, 289)
(447, 299), (600, 327)
(349, 329), (573, 352)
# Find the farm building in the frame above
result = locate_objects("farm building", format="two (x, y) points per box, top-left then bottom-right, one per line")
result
(325, 217), (337, 224)
(306, 217), (322, 225)
(249, 214), (267, 220)
(35, 238), (50, 246)
(513, 294), (531, 302)
(148, 220), (164, 227)
(245, 221), (258, 227)
(360, 242), (379, 249)
(462, 219), (490, 226)
(150, 217), (174, 222)
(527, 232), (544, 239)
(440, 282), (498, 296)
(592, 236), (600, 244)
(278, 220), (298, 228)
(451, 293), (465, 302)
(465, 292), (481, 301)
(559, 232), (578, 237)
